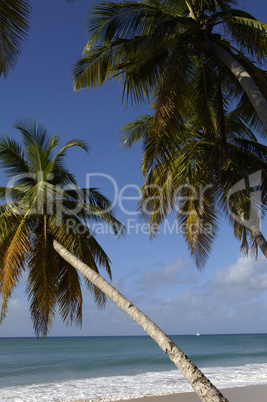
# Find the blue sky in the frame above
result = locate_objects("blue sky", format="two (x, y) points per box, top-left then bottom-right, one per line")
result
(0, 0), (267, 337)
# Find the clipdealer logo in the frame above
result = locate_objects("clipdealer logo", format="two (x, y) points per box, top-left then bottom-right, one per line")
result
(3, 170), (264, 237)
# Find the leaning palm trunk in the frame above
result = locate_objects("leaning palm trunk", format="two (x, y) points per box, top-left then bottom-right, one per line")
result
(53, 239), (228, 402)
(235, 206), (267, 258)
(250, 225), (267, 258)
(206, 41), (267, 132)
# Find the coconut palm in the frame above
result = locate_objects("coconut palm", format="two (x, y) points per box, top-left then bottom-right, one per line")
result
(122, 99), (267, 267)
(0, 119), (123, 335)
(0, 120), (229, 402)
(72, 0), (267, 132)
(0, 0), (30, 77)
(119, 49), (267, 265)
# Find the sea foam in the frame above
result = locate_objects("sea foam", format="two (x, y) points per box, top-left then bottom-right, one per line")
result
(1, 362), (267, 401)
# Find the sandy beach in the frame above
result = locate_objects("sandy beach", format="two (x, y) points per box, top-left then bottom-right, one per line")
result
(118, 385), (267, 401)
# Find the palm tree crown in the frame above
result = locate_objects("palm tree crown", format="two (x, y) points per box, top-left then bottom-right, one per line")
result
(72, 0), (267, 131)
(122, 98), (267, 267)
(0, 120), (122, 337)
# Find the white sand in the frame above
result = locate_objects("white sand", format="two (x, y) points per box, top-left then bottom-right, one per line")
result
(118, 384), (267, 401)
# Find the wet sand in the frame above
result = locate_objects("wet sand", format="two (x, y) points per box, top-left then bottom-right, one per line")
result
(118, 384), (267, 401)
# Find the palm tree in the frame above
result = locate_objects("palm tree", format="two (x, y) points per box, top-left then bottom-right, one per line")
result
(0, 119), (122, 335)
(122, 100), (267, 267)
(0, 0), (30, 77)
(0, 120), (229, 402)
(72, 0), (267, 132)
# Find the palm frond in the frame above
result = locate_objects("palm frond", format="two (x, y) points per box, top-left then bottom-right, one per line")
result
(14, 120), (52, 174)
(26, 218), (60, 337)
(121, 114), (154, 149)
(223, 13), (267, 61)
(175, 184), (219, 269)
(86, 0), (187, 47)
(15, 119), (49, 150)
(56, 258), (83, 327)
(66, 187), (112, 211)
(49, 215), (111, 306)
(0, 212), (32, 323)
(197, 0), (236, 14)
(52, 139), (89, 165)
(0, 0), (30, 77)
(0, 186), (25, 201)
(0, 135), (30, 177)
(73, 1), (199, 101)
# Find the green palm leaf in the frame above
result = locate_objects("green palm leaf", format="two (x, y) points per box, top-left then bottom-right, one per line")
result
(0, 135), (30, 177)
(0, 211), (32, 322)
(0, 0), (30, 77)
(0, 120), (123, 337)
(223, 13), (267, 60)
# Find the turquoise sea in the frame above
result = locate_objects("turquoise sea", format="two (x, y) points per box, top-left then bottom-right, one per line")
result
(0, 334), (267, 401)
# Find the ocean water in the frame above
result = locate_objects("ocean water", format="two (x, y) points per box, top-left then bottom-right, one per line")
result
(0, 334), (267, 401)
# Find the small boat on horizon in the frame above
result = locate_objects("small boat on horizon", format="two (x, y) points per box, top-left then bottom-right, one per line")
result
(196, 332), (200, 336)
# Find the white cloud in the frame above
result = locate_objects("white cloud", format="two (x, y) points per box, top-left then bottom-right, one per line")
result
(1, 255), (267, 337)
(136, 258), (197, 293)
(121, 255), (267, 335)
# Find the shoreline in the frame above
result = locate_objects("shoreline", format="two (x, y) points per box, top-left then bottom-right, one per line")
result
(117, 385), (267, 402)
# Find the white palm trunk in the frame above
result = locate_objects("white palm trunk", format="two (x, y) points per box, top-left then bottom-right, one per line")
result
(235, 206), (267, 258)
(53, 239), (228, 402)
(206, 41), (267, 132)
(208, 42), (267, 258)
(250, 225), (267, 258)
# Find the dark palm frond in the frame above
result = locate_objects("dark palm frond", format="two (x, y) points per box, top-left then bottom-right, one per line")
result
(0, 136), (30, 177)
(0, 0), (30, 77)
(86, 0), (188, 47)
(149, 39), (196, 130)
(15, 119), (48, 149)
(197, 0), (236, 14)
(171, 139), (219, 268)
(49, 139), (89, 170)
(138, 136), (219, 268)
(83, 234), (112, 279)
(229, 138), (267, 163)
(56, 259), (83, 327)
(224, 109), (258, 142)
(121, 114), (154, 149)
(66, 186), (113, 212)
(0, 186), (25, 201)
(50, 213), (112, 278)
(58, 190), (124, 236)
(74, 36), (171, 103)
(209, 8), (258, 24)
(175, 184), (219, 269)
(15, 120), (53, 175)
(49, 215), (110, 307)
(0, 212), (32, 322)
(73, 0), (199, 100)
(81, 240), (108, 307)
(218, 189), (259, 256)
(26, 217), (62, 337)
(221, 11), (267, 61)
